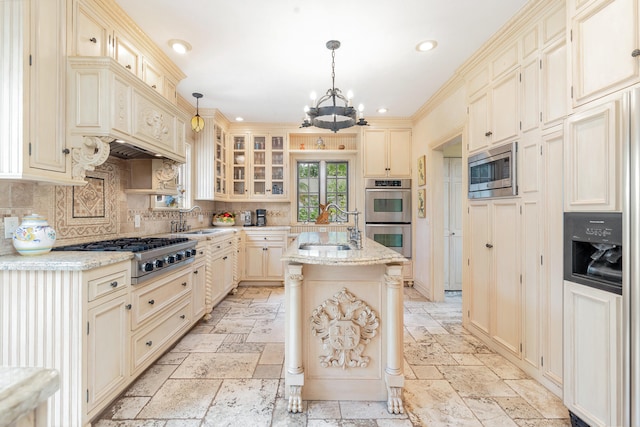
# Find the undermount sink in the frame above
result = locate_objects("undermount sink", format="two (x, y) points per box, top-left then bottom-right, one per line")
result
(298, 243), (351, 251)
(184, 229), (221, 235)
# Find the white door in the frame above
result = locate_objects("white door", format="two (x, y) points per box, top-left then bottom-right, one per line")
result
(444, 158), (463, 291)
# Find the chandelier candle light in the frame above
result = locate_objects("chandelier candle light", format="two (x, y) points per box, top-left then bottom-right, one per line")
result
(301, 40), (368, 133)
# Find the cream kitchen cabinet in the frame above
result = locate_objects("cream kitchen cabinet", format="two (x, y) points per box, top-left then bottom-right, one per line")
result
(231, 133), (287, 200)
(564, 281), (622, 427)
(362, 129), (412, 177)
(192, 251), (206, 320)
(71, 0), (186, 104)
(0, 0), (83, 185)
(195, 117), (228, 201)
(244, 230), (287, 281)
(250, 134), (287, 199)
(564, 95), (621, 211)
(85, 263), (131, 416)
(541, 39), (568, 128)
(130, 268), (193, 375)
(468, 68), (520, 154)
(467, 199), (521, 358)
(569, 0), (639, 107)
(203, 233), (237, 317)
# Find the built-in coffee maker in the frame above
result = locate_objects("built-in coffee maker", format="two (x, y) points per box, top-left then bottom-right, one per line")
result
(564, 212), (622, 295)
(256, 209), (267, 226)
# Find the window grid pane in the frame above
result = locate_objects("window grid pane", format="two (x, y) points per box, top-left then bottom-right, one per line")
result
(297, 160), (349, 223)
(326, 161), (348, 222)
(297, 161), (320, 222)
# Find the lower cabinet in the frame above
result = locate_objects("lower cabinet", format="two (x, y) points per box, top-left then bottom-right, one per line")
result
(467, 200), (521, 357)
(563, 281), (622, 427)
(203, 233), (237, 318)
(244, 230), (286, 281)
(192, 255), (206, 320)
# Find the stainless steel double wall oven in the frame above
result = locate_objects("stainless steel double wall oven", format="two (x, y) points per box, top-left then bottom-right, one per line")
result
(364, 178), (412, 258)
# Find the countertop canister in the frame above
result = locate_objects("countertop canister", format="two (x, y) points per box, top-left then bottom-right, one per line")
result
(12, 214), (57, 255)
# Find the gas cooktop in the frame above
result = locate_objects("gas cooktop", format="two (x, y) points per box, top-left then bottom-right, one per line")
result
(53, 237), (190, 253)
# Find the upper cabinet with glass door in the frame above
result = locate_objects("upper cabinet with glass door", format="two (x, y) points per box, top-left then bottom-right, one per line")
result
(214, 126), (227, 198)
(249, 134), (287, 200)
(231, 135), (248, 198)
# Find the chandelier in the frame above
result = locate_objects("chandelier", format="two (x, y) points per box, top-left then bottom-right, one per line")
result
(191, 92), (204, 133)
(300, 40), (368, 133)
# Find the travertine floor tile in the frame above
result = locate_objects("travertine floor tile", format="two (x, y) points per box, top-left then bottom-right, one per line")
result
(171, 352), (260, 379)
(505, 379), (569, 419)
(404, 379), (482, 427)
(202, 379), (278, 426)
(307, 401), (341, 419)
(438, 366), (519, 397)
(463, 397), (517, 426)
(125, 365), (177, 396)
(137, 379), (221, 419)
(170, 333), (225, 352)
(476, 353), (529, 380)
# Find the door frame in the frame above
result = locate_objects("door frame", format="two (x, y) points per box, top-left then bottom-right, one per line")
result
(429, 130), (464, 302)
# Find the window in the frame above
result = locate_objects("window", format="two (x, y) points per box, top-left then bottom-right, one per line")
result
(297, 160), (349, 222)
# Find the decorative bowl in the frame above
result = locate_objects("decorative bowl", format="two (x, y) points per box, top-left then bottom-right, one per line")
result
(213, 213), (235, 226)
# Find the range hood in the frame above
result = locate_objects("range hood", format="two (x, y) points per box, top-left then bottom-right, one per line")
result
(67, 57), (188, 165)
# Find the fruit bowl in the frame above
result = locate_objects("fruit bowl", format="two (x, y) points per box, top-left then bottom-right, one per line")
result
(212, 212), (235, 226)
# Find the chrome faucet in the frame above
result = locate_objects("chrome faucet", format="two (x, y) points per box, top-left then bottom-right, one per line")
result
(324, 203), (362, 249)
(172, 205), (201, 233)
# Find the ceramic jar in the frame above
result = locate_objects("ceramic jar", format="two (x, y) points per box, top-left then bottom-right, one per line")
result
(13, 214), (57, 255)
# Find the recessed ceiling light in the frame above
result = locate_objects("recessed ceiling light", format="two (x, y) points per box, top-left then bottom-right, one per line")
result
(416, 40), (437, 52)
(377, 108), (388, 114)
(235, 117), (244, 122)
(168, 39), (192, 54)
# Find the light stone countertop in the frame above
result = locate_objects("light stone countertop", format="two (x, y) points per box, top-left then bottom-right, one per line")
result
(282, 231), (407, 266)
(0, 251), (133, 271)
(167, 225), (291, 240)
(0, 367), (59, 426)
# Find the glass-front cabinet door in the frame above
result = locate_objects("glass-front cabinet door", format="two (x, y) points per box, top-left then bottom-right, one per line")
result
(215, 126), (227, 197)
(231, 135), (247, 197)
(249, 134), (287, 199)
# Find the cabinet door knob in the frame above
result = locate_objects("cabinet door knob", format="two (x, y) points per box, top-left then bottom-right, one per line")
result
(146, 341), (153, 346)
(194, 270), (198, 275)
(89, 37), (97, 43)
(110, 281), (118, 287)
(148, 299), (155, 305)
(180, 314), (186, 319)
(62, 148), (70, 155)
(485, 131), (493, 137)
(125, 304), (132, 310)
(223, 256), (228, 260)
(181, 282), (187, 287)
(632, 49), (640, 58)
(126, 64), (132, 70)
(485, 243), (493, 248)
(151, 84), (157, 89)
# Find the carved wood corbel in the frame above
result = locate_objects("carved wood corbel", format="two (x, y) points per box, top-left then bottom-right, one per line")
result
(71, 136), (111, 183)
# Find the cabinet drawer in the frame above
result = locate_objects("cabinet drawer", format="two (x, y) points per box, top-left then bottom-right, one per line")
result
(244, 233), (285, 244)
(87, 267), (130, 302)
(131, 296), (191, 372)
(209, 236), (234, 250)
(131, 269), (191, 328)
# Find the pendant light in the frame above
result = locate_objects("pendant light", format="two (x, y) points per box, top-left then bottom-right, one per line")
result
(191, 92), (205, 133)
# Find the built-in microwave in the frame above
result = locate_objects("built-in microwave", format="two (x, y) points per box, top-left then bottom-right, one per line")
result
(468, 141), (518, 199)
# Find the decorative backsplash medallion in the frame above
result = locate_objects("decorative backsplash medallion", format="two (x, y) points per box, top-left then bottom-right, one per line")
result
(310, 287), (379, 369)
(55, 162), (118, 240)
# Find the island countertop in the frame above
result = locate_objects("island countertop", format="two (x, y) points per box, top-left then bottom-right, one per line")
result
(0, 367), (59, 426)
(282, 231), (407, 266)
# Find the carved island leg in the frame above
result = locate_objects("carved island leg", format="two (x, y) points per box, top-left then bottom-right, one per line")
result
(286, 264), (304, 413)
(385, 264), (405, 414)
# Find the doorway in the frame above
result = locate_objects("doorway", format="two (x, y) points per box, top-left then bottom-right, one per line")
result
(440, 137), (463, 292)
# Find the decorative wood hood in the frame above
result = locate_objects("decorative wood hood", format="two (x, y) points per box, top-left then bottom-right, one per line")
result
(67, 57), (188, 176)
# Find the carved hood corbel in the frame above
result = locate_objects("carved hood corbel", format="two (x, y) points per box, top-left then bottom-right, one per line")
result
(71, 136), (111, 183)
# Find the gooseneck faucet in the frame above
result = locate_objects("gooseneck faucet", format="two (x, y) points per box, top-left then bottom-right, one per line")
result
(171, 205), (201, 233)
(324, 203), (362, 249)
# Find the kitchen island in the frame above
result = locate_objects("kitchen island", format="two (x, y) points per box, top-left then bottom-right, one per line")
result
(281, 232), (407, 414)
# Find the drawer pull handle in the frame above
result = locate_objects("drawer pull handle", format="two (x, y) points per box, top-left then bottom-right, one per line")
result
(194, 270), (199, 274)
(125, 304), (132, 310)
(110, 281), (118, 287)
(632, 49), (640, 58)
(485, 243), (493, 249)
(89, 37), (97, 43)
(223, 256), (228, 260)
(126, 64), (132, 70)
(146, 341), (153, 346)
(148, 299), (155, 305)
(182, 282), (187, 286)
(151, 84), (157, 89)
(485, 131), (493, 137)
(180, 314), (186, 319)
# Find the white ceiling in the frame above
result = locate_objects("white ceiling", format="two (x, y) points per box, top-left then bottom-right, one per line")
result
(115, 0), (529, 124)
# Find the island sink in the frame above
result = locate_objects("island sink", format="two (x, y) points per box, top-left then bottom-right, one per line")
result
(298, 243), (351, 251)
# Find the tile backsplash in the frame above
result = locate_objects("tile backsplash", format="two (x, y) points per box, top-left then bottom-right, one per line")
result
(0, 158), (292, 256)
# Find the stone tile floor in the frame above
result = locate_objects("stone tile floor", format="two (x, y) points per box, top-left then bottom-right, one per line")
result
(95, 286), (570, 427)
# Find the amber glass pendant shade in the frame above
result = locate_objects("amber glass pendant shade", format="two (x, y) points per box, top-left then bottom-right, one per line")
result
(191, 114), (205, 132)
